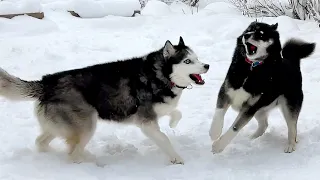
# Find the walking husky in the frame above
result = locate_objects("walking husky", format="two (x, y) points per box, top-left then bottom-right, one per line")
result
(0, 37), (209, 164)
(209, 22), (315, 154)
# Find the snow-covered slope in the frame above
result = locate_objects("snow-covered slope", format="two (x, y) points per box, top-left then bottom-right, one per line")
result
(0, 1), (320, 180)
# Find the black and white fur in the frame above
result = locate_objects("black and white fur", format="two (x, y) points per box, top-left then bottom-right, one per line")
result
(209, 22), (316, 154)
(0, 37), (209, 165)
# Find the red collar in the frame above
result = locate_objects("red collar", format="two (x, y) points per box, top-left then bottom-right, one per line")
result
(170, 82), (187, 89)
(245, 57), (263, 70)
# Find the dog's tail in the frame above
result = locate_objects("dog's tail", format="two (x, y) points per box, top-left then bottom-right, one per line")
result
(0, 68), (43, 101)
(282, 38), (316, 62)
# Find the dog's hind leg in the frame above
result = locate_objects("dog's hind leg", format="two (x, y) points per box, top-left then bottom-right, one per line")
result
(35, 132), (55, 152)
(140, 120), (184, 165)
(67, 116), (97, 163)
(35, 102), (97, 163)
(279, 94), (302, 153)
(251, 110), (268, 139)
(34, 103), (56, 152)
(67, 132), (95, 163)
(209, 83), (230, 141)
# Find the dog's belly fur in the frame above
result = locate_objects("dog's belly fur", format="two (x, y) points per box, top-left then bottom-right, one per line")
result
(226, 87), (260, 111)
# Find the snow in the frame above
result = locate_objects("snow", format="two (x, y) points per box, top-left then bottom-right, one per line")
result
(40, 0), (141, 17)
(271, 15), (300, 32)
(141, 0), (172, 16)
(72, 0), (141, 18)
(1, 1), (320, 180)
(200, 2), (242, 15)
(0, 0), (42, 14)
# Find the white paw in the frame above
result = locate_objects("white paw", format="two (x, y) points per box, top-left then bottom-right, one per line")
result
(211, 139), (225, 154)
(250, 130), (265, 139)
(69, 150), (96, 164)
(170, 156), (184, 165)
(36, 144), (53, 153)
(169, 110), (182, 128)
(284, 144), (296, 153)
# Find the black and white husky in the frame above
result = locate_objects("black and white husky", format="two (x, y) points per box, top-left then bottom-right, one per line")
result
(0, 37), (209, 164)
(209, 22), (316, 154)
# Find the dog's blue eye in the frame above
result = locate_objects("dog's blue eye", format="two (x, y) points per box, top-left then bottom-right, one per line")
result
(184, 59), (191, 64)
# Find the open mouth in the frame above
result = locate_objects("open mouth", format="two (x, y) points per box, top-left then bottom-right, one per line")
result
(189, 74), (205, 85)
(245, 42), (257, 55)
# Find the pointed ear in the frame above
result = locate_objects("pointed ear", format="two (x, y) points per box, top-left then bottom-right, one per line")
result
(271, 23), (278, 30)
(163, 40), (175, 59)
(178, 36), (185, 46)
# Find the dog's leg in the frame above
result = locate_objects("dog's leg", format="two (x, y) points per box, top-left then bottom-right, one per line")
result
(169, 109), (182, 128)
(67, 130), (96, 163)
(211, 109), (253, 153)
(35, 132), (55, 152)
(67, 115), (97, 163)
(140, 121), (184, 164)
(279, 95), (302, 153)
(251, 110), (268, 139)
(34, 105), (55, 152)
(209, 84), (230, 141)
(212, 96), (275, 153)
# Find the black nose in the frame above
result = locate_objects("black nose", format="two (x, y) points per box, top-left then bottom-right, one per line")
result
(204, 64), (210, 70)
(244, 34), (251, 39)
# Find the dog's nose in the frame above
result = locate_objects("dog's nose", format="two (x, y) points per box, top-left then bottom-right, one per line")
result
(204, 64), (210, 70)
(244, 34), (251, 39)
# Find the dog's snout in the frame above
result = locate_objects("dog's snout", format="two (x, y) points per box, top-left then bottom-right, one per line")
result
(204, 64), (210, 70)
(244, 34), (251, 39)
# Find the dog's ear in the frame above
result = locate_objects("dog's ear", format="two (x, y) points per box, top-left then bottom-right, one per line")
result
(178, 36), (185, 46)
(163, 40), (175, 59)
(271, 23), (278, 30)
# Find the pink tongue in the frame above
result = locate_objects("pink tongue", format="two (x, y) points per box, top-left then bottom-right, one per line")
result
(194, 74), (203, 81)
(250, 45), (256, 51)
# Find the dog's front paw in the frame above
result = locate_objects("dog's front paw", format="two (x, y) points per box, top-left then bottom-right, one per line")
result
(170, 156), (184, 165)
(284, 144), (296, 153)
(211, 139), (225, 154)
(169, 110), (182, 128)
(250, 131), (264, 139)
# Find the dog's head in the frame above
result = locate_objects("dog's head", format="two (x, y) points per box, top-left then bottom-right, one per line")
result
(162, 37), (210, 87)
(239, 21), (281, 61)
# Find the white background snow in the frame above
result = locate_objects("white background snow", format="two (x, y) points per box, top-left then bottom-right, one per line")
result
(1, 0), (320, 179)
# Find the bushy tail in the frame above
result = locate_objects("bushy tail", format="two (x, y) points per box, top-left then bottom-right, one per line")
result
(0, 68), (43, 101)
(282, 38), (316, 61)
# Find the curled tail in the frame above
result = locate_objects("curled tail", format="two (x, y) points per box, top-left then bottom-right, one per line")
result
(0, 68), (43, 101)
(282, 38), (316, 61)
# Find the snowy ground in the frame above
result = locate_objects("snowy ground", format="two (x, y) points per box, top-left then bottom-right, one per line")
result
(1, 3), (320, 180)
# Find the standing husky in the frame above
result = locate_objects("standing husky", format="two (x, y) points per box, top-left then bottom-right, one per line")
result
(0, 37), (209, 164)
(209, 22), (315, 154)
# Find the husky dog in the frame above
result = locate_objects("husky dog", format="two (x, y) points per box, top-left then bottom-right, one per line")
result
(209, 22), (316, 154)
(0, 37), (209, 164)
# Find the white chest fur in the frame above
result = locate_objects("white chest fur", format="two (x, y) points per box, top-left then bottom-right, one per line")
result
(153, 89), (182, 117)
(227, 87), (254, 111)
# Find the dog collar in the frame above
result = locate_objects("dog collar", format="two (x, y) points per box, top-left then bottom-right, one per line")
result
(245, 57), (263, 70)
(170, 82), (192, 89)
